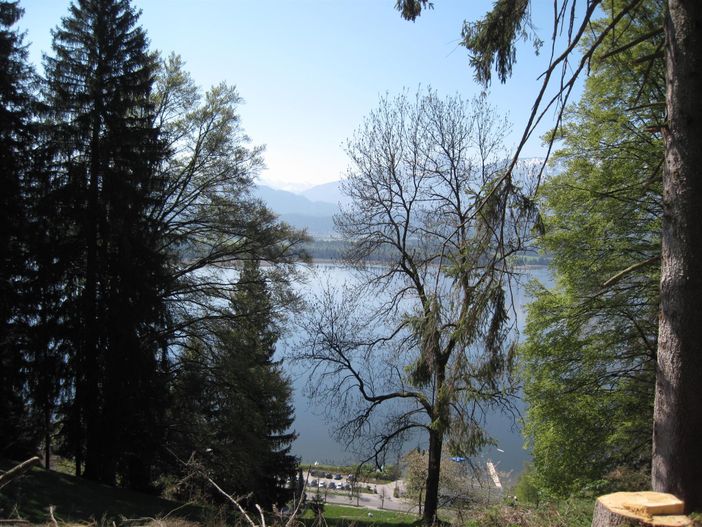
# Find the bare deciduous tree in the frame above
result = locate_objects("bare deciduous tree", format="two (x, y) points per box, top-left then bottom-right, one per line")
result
(294, 89), (536, 524)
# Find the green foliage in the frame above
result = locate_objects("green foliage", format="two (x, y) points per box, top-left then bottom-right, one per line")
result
(519, 0), (663, 498)
(169, 261), (297, 509)
(460, 0), (534, 85)
(394, 0), (432, 22)
(462, 499), (593, 527)
(514, 465), (540, 506)
(0, 0), (42, 461)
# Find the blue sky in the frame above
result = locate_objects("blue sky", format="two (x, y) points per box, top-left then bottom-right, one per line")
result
(18, 1), (569, 191)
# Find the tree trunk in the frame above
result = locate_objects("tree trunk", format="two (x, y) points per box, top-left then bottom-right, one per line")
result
(423, 428), (442, 525)
(591, 492), (691, 527)
(44, 410), (50, 470)
(83, 117), (101, 482)
(652, 0), (702, 512)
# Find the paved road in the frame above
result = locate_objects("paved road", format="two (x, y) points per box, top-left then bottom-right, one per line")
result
(303, 470), (418, 514)
(323, 489), (419, 514)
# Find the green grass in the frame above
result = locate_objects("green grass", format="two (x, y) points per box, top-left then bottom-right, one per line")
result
(301, 504), (419, 527)
(0, 459), (205, 524)
(459, 499), (595, 527)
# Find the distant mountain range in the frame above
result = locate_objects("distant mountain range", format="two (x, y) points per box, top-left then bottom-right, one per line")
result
(299, 180), (349, 206)
(253, 183), (341, 237)
(255, 158), (554, 238)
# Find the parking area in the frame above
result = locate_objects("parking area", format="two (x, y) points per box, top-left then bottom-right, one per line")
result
(303, 470), (360, 493)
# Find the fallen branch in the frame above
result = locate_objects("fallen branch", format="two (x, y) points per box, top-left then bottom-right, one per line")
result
(0, 457), (41, 490)
(203, 476), (258, 527)
(118, 517), (155, 526)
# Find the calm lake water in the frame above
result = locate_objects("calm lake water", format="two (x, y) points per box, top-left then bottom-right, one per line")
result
(277, 264), (552, 476)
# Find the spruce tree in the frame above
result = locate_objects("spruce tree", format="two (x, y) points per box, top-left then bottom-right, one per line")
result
(227, 260), (297, 508)
(0, 0), (38, 461)
(170, 260), (297, 508)
(44, 0), (168, 488)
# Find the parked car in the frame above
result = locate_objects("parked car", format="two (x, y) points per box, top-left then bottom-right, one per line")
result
(325, 472), (333, 479)
(310, 479), (318, 487)
(333, 474), (342, 480)
(328, 482), (336, 489)
(318, 481), (326, 488)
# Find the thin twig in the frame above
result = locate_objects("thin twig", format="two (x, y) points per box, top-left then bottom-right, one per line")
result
(204, 476), (258, 527)
(48, 506), (59, 527)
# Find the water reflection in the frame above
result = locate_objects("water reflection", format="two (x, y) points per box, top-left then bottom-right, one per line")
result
(277, 264), (552, 475)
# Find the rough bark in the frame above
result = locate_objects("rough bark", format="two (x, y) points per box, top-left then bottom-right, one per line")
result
(423, 428), (442, 525)
(83, 117), (101, 482)
(652, 0), (702, 512)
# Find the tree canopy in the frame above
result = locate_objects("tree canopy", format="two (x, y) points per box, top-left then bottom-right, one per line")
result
(295, 89), (535, 524)
(397, 0), (702, 511)
(0, 0), (306, 507)
(519, 0), (664, 497)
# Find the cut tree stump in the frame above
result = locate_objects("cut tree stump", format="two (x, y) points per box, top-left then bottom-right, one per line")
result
(592, 492), (693, 527)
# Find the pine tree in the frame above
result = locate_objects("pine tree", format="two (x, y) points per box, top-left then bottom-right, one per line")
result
(43, 0), (168, 488)
(227, 260), (297, 508)
(0, 0), (38, 461)
(170, 260), (297, 509)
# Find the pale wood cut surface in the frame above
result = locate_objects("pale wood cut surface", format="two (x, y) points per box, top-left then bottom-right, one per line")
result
(592, 492), (692, 527)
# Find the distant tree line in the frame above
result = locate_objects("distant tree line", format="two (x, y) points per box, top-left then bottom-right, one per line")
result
(0, 0), (306, 508)
(303, 239), (549, 267)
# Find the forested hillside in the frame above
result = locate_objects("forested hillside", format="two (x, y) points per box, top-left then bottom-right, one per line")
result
(0, 0), (305, 507)
(2, 0), (701, 524)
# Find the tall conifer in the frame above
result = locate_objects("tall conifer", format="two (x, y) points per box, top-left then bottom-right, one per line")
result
(170, 260), (297, 508)
(44, 0), (168, 488)
(0, 0), (38, 460)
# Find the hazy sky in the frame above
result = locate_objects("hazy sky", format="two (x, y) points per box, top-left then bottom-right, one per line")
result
(18, 1), (568, 192)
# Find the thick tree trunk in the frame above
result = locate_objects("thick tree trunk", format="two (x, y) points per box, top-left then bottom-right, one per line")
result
(591, 492), (691, 527)
(423, 428), (442, 525)
(652, 0), (702, 512)
(83, 118), (101, 482)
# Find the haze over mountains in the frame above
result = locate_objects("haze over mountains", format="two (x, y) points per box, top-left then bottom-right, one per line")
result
(253, 181), (343, 237)
(255, 158), (553, 238)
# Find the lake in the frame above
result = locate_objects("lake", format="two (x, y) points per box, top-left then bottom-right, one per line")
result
(277, 263), (552, 477)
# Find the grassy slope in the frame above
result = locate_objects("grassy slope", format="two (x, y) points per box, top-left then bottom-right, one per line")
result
(1, 460), (596, 527)
(302, 504), (419, 527)
(0, 460), (203, 524)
